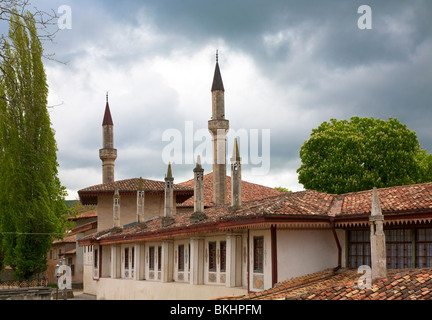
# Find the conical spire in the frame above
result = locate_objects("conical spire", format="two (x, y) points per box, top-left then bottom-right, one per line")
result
(166, 162), (173, 180)
(232, 138), (241, 161)
(194, 155), (203, 171)
(211, 51), (225, 92)
(102, 92), (113, 126)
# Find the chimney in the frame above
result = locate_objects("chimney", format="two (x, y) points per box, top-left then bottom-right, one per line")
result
(137, 177), (145, 224)
(162, 163), (175, 227)
(113, 185), (121, 228)
(190, 156), (207, 223)
(230, 138), (242, 209)
(369, 187), (387, 280)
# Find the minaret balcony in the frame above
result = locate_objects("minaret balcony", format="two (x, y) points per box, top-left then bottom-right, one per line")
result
(99, 148), (118, 160)
(208, 119), (229, 133)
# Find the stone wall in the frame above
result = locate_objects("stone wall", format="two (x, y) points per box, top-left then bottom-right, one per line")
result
(0, 287), (54, 300)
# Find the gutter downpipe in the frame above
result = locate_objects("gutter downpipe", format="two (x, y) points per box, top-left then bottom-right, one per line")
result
(330, 218), (342, 272)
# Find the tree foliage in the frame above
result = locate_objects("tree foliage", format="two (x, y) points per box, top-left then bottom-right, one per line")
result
(0, 11), (67, 279)
(297, 117), (431, 194)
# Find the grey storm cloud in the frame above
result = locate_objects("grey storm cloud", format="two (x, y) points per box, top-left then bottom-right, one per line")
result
(9, 0), (431, 198)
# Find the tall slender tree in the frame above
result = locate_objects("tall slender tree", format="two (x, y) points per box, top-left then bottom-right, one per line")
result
(0, 11), (67, 279)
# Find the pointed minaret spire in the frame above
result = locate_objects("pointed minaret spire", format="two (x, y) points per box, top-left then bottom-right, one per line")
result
(230, 138), (242, 209)
(212, 51), (225, 92)
(208, 52), (229, 206)
(102, 92), (113, 126)
(100, 93), (117, 184)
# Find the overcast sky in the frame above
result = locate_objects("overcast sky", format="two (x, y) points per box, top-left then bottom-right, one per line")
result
(14, 0), (432, 200)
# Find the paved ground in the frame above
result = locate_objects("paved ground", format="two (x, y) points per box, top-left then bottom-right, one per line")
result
(70, 289), (96, 300)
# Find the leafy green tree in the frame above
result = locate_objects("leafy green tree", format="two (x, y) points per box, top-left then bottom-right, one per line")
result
(416, 148), (432, 183)
(0, 11), (68, 279)
(297, 117), (429, 194)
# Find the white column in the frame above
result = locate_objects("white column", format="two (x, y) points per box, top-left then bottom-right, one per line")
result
(161, 240), (174, 283)
(226, 234), (242, 287)
(190, 237), (204, 285)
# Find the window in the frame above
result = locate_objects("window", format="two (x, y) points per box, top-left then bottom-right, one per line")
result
(416, 229), (432, 268)
(208, 242), (217, 271)
(188, 244), (191, 272)
(94, 249), (98, 268)
(131, 247), (135, 269)
(124, 247), (129, 269)
(178, 245), (185, 271)
(348, 230), (371, 268)
(149, 246), (155, 270)
(385, 229), (412, 269)
(253, 237), (264, 273)
(220, 241), (227, 272)
(158, 246), (162, 271)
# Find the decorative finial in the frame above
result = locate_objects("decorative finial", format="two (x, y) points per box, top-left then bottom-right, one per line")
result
(216, 50), (219, 63)
(106, 92), (109, 103)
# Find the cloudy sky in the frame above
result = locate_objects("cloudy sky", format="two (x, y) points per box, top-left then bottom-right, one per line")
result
(10, 0), (431, 200)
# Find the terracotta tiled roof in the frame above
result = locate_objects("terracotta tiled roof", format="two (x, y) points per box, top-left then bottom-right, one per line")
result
(339, 183), (432, 216)
(178, 173), (284, 207)
(68, 209), (98, 220)
(78, 182), (432, 246)
(79, 178), (193, 194)
(78, 178), (194, 205)
(53, 234), (76, 244)
(223, 268), (432, 300)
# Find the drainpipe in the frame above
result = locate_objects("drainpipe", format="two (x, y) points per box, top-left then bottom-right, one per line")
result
(247, 229), (250, 293)
(330, 218), (342, 272)
(271, 225), (278, 287)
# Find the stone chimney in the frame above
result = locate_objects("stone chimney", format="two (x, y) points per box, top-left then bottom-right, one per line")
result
(369, 187), (386, 280)
(113, 185), (121, 228)
(162, 163), (175, 227)
(137, 177), (145, 224)
(190, 156), (207, 223)
(230, 138), (242, 209)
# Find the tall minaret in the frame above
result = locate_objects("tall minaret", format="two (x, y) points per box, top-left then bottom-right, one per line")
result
(99, 93), (117, 184)
(208, 51), (229, 205)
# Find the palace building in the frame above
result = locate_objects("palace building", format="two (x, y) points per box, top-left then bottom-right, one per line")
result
(77, 55), (432, 300)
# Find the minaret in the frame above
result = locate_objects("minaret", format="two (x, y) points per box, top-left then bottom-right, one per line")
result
(208, 51), (229, 205)
(99, 93), (117, 184)
(230, 138), (242, 209)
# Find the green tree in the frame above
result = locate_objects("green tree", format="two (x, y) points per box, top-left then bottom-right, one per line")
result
(297, 117), (429, 194)
(0, 11), (68, 279)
